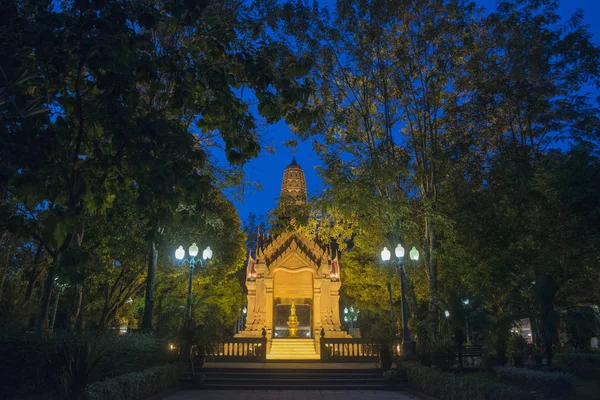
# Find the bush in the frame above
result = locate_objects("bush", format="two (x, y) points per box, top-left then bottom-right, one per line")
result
(0, 330), (172, 399)
(554, 352), (600, 379)
(54, 336), (106, 400)
(84, 363), (183, 400)
(0, 330), (60, 398)
(483, 354), (503, 372)
(493, 366), (573, 396)
(430, 337), (453, 369)
(397, 361), (542, 400)
(508, 333), (527, 367)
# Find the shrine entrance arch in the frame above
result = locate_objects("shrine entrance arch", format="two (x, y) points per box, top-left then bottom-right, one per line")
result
(273, 269), (314, 338)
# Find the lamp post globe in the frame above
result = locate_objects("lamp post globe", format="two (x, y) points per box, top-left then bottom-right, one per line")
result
(409, 247), (419, 261)
(175, 246), (185, 260)
(189, 243), (199, 257)
(203, 246), (213, 260)
(381, 247), (391, 261)
(395, 244), (405, 258)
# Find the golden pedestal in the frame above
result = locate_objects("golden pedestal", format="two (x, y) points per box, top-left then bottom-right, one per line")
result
(286, 301), (300, 337)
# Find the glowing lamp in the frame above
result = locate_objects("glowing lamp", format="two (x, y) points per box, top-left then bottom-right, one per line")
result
(203, 246), (213, 260)
(189, 243), (199, 257)
(395, 244), (405, 258)
(444, 310), (450, 318)
(175, 246), (185, 260)
(410, 246), (419, 261)
(381, 247), (391, 261)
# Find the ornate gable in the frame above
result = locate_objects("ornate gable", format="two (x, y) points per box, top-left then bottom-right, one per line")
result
(261, 232), (326, 269)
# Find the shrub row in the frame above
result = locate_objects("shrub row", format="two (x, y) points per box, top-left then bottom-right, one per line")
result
(554, 352), (600, 379)
(0, 330), (173, 398)
(84, 363), (183, 400)
(397, 361), (541, 400)
(493, 366), (573, 396)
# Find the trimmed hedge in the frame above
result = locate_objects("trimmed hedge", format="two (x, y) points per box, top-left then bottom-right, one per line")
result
(554, 352), (600, 379)
(493, 366), (573, 396)
(84, 363), (183, 400)
(397, 361), (541, 400)
(0, 331), (173, 399)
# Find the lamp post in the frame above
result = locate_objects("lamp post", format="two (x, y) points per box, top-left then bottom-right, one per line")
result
(343, 306), (359, 337)
(50, 276), (67, 333)
(381, 244), (419, 355)
(175, 243), (213, 373)
(462, 299), (472, 345)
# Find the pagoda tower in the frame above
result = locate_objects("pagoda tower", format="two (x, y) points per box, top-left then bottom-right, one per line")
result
(280, 156), (307, 203)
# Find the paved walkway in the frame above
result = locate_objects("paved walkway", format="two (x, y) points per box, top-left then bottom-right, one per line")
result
(161, 390), (419, 400)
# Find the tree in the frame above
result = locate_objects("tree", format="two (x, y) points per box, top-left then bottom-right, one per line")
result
(242, 213), (268, 257)
(1, 0), (317, 333)
(295, 0), (480, 333)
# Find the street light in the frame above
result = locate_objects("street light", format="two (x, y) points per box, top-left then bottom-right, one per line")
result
(50, 276), (67, 333)
(175, 243), (213, 374)
(462, 299), (472, 344)
(381, 243), (419, 355)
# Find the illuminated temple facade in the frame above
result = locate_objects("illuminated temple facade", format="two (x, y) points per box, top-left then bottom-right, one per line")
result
(235, 157), (350, 359)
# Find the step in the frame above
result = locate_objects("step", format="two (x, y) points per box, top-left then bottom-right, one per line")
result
(206, 375), (383, 385)
(267, 355), (320, 360)
(204, 372), (382, 379)
(186, 366), (390, 391)
(197, 383), (395, 390)
(268, 338), (318, 360)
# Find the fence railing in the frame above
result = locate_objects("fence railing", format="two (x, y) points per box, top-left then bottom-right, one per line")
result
(205, 337), (267, 362)
(320, 338), (382, 362)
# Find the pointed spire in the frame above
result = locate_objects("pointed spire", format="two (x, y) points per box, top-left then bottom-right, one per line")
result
(280, 156), (307, 203)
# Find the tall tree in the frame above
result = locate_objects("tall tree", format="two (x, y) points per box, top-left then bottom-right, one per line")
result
(1, 0), (317, 332)
(297, 0), (479, 331)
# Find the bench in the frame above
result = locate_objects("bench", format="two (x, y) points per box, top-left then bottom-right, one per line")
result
(448, 345), (483, 367)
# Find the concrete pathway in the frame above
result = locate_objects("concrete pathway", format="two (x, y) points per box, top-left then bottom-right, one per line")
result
(161, 390), (420, 400)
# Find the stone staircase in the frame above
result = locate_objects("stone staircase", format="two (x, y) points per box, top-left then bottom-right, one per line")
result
(267, 339), (319, 360)
(196, 367), (391, 390)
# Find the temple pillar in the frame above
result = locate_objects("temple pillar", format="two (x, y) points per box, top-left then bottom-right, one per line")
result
(264, 277), (274, 350)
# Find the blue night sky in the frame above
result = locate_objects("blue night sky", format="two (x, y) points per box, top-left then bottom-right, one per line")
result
(230, 0), (600, 224)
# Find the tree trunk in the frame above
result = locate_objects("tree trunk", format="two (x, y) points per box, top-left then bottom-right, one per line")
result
(78, 287), (86, 331)
(142, 241), (158, 331)
(538, 274), (560, 366)
(69, 284), (83, 330)
(24, 247), (45, 304)
(427, 225), (438, 332)
(36, 261), (57, 334)
(0, 242), (12, 303)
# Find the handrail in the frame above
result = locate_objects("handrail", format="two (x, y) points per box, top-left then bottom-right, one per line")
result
(205, 337), (267, 362)
(320, 338), (382, 362)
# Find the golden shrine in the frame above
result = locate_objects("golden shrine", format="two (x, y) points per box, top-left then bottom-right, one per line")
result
(235, 157), (350, 359)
